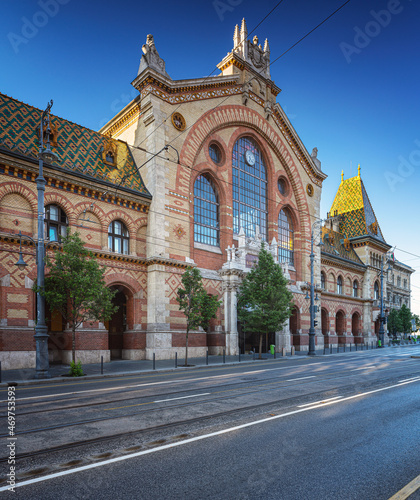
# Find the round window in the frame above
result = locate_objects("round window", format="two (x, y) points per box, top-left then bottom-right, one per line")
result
(278, 178), (287, 196)
(209, 143), (222, 164)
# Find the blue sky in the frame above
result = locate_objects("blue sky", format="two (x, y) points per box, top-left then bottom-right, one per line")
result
(1, 0), (420, 314)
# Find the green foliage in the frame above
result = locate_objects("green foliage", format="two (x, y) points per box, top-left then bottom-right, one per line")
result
(387, 309), (402, 336)
(200, 293), (222, 333)
(399, 304), (412, 334)
(69, 360), (84, 377)
(34, 231), (118, 363)
(237, 244), (293, 359)
(176, 267), (221, 365)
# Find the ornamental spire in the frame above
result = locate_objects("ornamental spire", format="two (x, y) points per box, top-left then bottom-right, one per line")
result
(233, 24), (240, 49)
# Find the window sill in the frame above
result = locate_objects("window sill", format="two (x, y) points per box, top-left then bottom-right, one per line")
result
(194, 242), (222, 254)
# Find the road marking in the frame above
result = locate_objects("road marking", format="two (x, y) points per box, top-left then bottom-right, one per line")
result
(154, 393), (210, 403)
(298, 396), (342, 407)
(285, 376), (316, 381)
(1, 376), (419, 492)
(351, 365), (376, 371)
(399, 376), (420, 383)
(388, 473), (420, 500)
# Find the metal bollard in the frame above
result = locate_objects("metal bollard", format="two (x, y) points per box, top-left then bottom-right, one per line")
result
(0, 361), (2, 383)
(253, 350), (255, 360)
(350, 344), (352, 352)
(344, 343), (346, 353)
(330, 344), (332, 354)
(291, 346), (295, 356)
(175, 352), (177, 369)
(223, 349), (226, 364)
(282, 347), (286, 357)
(356, 343), (358, 351)
(206, 350), (208, 366)
(239, 351), (241, 362)
(101, 355), (103, 375)
(153, 352), (155, 370)
(274, 349), (276, 359)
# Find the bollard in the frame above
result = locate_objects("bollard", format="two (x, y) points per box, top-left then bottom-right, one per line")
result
(101, 355), (103, 375)
(253, 350), (255, 360)
(274, 349), (276, 359)
(0, 361), (1, 383)
(356, 343), (358, 351)
(350, 343), (352, 352)
(223, 349), (226, 364)
(291, 346), (295, 356)
(282, 347), (286, 357)
(175, 352), (178, 369)
(206, 350), (208, 366)
(330, 344), (332, 354)
(239, 351), (241, 363)
(344, 344), (346, 353)
(323, 345), (326, 355)
(153, 352), (155, 370)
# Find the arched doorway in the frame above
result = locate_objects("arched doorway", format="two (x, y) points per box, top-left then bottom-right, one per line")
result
(107, 287), (127, 359)
(290, 306), (300, 346)
(321, 308), (329, 336)
(352, 312), (361, 342)
(336, 310), (345, 344)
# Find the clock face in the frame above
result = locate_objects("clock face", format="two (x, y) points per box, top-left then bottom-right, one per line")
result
(245, 150), (255, 166)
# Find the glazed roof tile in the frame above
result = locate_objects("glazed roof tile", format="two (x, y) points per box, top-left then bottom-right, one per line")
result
(0, 93), (151, 198)
(321, 227), (365, 267)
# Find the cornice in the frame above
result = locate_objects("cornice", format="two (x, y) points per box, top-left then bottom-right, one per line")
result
(321, 252), (366, 272)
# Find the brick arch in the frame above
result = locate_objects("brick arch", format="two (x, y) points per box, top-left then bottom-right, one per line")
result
(104, 210), (136, 240)
(44, 193), (75, 223)
(0, 182), (37, 214)
(73, 201), (107, 231)
(135, 217), (148, 231)
(179, 105), (312, 239)
(190, 166), (227, 208)
(104, 272), (141, 295)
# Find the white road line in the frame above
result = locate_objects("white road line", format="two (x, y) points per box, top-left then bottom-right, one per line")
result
(285, 376), (316, 382)
(2, 376), (419, 492)
(399, 376), (420, 383)
(298, 396), (343, 407)
(154, 393), (210, 403)
(351, 366), (376, 371)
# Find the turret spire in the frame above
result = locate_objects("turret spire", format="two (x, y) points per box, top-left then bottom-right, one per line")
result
(233, 24), (240, 49)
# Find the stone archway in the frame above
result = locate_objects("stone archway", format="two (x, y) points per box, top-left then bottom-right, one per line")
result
(336, 310), (345, 344)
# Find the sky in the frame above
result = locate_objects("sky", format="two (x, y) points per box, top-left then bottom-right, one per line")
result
(1, 0), (420, 315)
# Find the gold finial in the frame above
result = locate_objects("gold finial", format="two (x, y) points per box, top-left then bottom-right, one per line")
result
(341, 170), (344, 182)
(358, 164), (361, 177)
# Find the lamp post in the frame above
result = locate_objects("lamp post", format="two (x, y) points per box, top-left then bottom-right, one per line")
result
(15, 100), (59, 379)
(378, 254), (392, 348)
(307, 219), (324, 356)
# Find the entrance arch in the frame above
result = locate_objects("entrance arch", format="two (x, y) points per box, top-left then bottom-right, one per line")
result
(336, 310), (346, 344)
(290, 306), (300, 346)
(352, 312), (361, 343)
(107, 286), (128, 360)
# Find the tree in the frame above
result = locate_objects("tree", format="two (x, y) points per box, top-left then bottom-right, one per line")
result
(398, 304), (412, 335)
(387, 309), (402, 337)
(35, 232), (117, 364)
(176, 267), (221, 366)
(237, 244), (293, 359)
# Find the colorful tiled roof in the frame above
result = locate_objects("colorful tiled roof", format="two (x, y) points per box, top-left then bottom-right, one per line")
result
(0, 93), (151, 197)
(321, 227), (365, 266)
(329, 168), (386, 243)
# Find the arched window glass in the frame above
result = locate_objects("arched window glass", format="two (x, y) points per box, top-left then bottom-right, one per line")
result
(194, 174), (219, 246)
(45, 205), (68, 242)
(232, 137), (267, 239)
(278, 209), (294, 266)
(353, 280), (358, 298)
(397, 276), (401, 287)
(321, 272), (326, 290)
(374, 281), (380, 300)
(337, 276), (343, 294)
(108, 220), (129, 255)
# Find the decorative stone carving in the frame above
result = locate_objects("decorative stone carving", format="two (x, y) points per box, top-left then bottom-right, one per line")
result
(138, 34), (170, 78)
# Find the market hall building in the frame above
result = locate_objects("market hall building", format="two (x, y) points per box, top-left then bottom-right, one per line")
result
(0, 20), (413, 369)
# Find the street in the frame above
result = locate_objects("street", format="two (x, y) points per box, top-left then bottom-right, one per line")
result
(1, 346), (419, 499)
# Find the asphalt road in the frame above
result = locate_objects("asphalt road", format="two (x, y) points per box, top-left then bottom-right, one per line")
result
(1, 347), (419, 499)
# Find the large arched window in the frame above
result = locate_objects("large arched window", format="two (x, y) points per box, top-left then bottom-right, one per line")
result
(45, 205), (68, 242)
(194, 174), (219, 246)
(232, 137), (267, 239)
(374, 281), (380, 300)
(108, 220), (129, 254)
(337, 275), (343, 294)
(278, 209), (294, 266)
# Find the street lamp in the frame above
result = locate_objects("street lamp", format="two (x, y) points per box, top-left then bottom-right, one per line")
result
(15, 100), (59, 379)
(378, 254), (393, 348)
(307, 219), (324, 356)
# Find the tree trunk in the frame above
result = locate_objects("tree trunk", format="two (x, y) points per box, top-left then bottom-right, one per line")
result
(185, 327), (189, 366)
(259, 332), (263, 359)
(72, 327), (76, 364)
